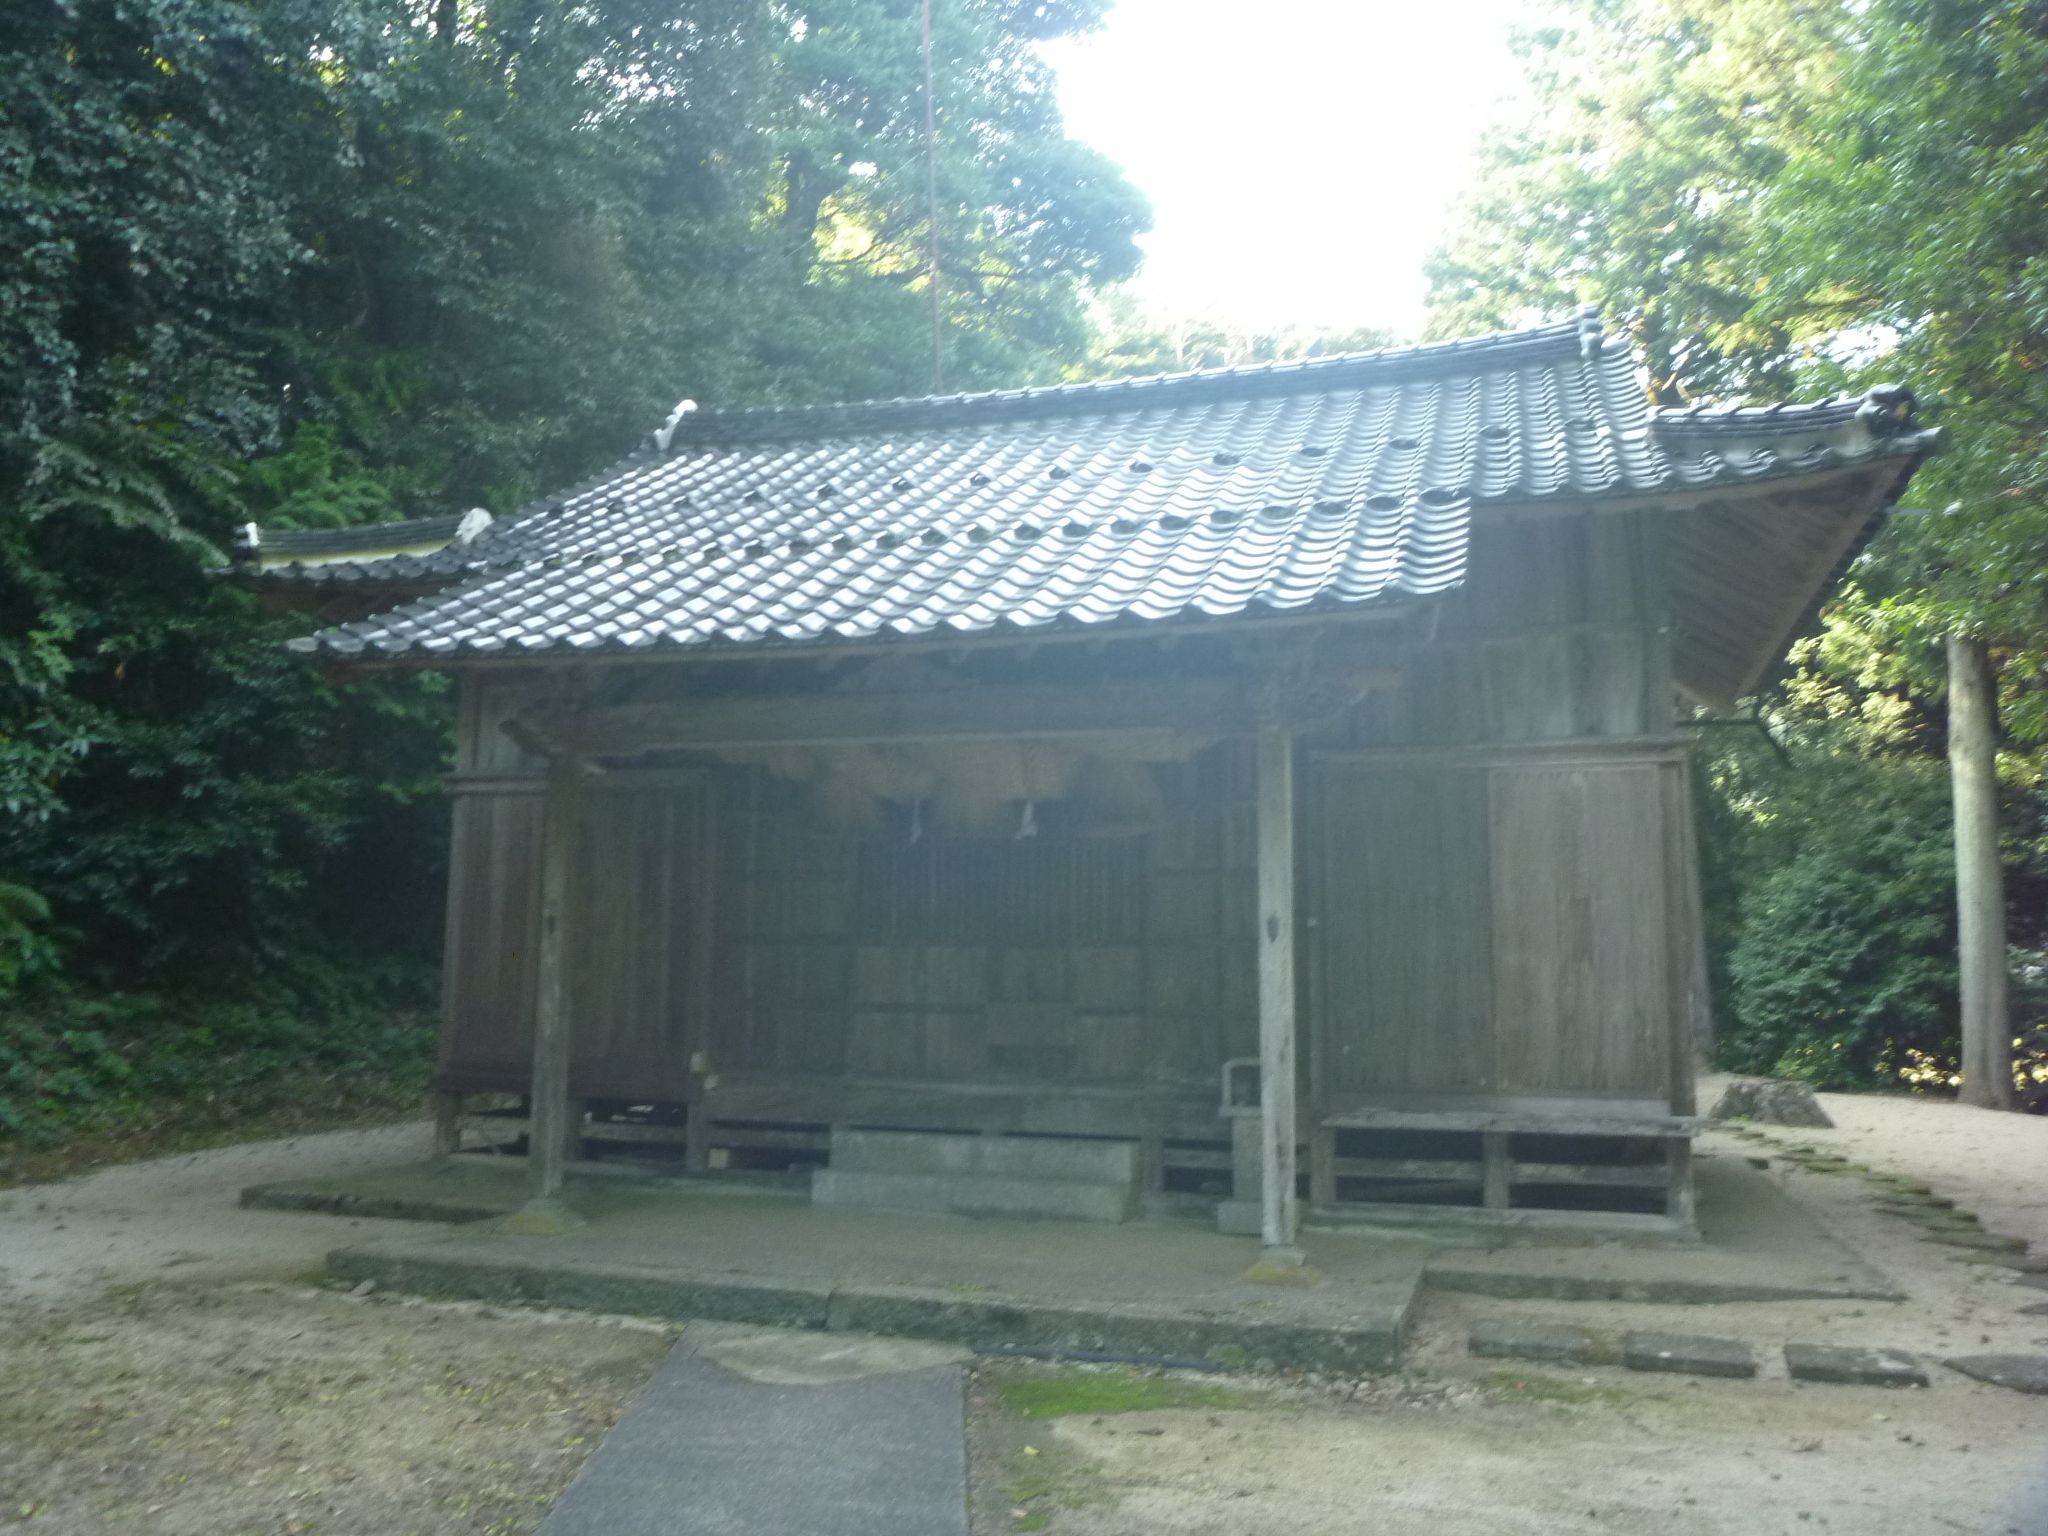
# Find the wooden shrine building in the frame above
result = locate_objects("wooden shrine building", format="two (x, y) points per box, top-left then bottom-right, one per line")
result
(251, 312), (1936, 1252)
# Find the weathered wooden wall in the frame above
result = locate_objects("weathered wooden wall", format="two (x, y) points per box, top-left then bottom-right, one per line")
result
(432, 507), (1704, 1134)
(707, 749), (1255, 1134)
(1313, 755), (1688, 1112)
(1308, 510), (1700, 1119)
(441, 682), (713, 1102)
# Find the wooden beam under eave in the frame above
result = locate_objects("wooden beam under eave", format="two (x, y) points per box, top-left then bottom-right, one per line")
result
(543, 669), (1401, 756)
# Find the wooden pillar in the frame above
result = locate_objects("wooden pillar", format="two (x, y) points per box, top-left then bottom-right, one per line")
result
(1309, 1126), (1336, 1207)
(525, 752), (584, 1206)
(1256, 726), (1302, 1260)
(1665, 1138), (1697, 1228)
(1480, 1132), (1510, 1211)
(684, 1078), (712, 1174)
(684, 784), (717, 1173)
(1947, 635), (2016, 1110)
(1136, 1103), (1166, 1200)
(431, 1091), (463, 1159)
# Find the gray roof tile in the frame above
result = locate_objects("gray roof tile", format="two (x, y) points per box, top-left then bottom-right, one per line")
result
(283, 316), (1934, 659)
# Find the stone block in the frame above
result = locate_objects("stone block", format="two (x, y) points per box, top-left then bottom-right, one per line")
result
(1215, 1198), (1262, 1237)
(1469, 1319), (1597, 1365)
(1623, 1331), (1756, 1379)
(1954, 1251), (2048, 1271)
(829, 1130), (1139, 1184)
(1711, 1078), (1833, 1127)
(1784, 1343), (1927, 1388)
(811, 1169), (1136, 1223)
(1942, 1355), (2048, 1395)
(1924, 1230), (2027, 1253)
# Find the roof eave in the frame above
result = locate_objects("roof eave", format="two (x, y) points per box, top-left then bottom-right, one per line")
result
(291, 587), (1451, 674)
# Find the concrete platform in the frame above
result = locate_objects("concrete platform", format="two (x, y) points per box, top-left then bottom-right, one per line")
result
(294, 1161), (1427, 1374)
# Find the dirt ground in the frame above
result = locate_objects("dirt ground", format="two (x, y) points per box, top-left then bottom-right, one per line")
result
(1, 1091), (2045, 1534)
(965, 1083), (2048, 1536)
(0, 1122), (672, 1535)
(0, 1286), (672, 1535)
(967, 1350), (2048, 1536)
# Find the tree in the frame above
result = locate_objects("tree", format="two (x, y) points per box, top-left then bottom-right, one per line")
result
(1429, 0), (2048, 1100)
(1948, 636), (2017, 1107)
(1083, 290), (1394, 376)
(0, 0), (1149, 1000)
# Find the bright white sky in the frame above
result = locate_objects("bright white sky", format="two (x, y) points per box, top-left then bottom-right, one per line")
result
(1042, 1), (1530, 340)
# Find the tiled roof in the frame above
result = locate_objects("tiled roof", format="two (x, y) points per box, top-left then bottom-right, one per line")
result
(287, 315), (1935, 659)
(237, 509), (495, 578)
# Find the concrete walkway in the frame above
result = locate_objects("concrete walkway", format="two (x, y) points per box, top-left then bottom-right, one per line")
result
(540, 1325), (969, 1536)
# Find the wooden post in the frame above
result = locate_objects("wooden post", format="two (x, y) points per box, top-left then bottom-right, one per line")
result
(1665, 1137), (1696, 1229)
(561, 1097), (587, 1165)
(1255, 726), (1302, 1262)
(1480, 1132), (1510, 1210)
(501, 751), (587, 1232)
(1947, 636), (2016, 1110)
(685, 781), (717, 1173)
(1309, 1127), (1336, 1207)
(1137, 1103), (1166, 1200)
(431, 1091), (463, 1159)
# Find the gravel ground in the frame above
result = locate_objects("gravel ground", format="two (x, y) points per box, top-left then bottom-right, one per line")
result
(2, 1092), (2045, 1535)
(969, 1356), (2048, 1536)
(0, 1285), (672, 1536)
(965, 1085), (2048, 1536)
(0, 1120), (435, 1303)
(0, 1124), (670, 1535)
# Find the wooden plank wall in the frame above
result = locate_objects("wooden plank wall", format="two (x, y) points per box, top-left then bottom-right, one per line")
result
(439, 776), (709, 1099)
(438, 788), (543, 1092)
(712, 748), (1257, 1112)
(1487, 763), (1675, 1098)
(441, 679), (714, 1101)
(566, 777), (707, 1100)
(435, 675), (1259, 1130)
(1315, 765), (1492, 1099)
(432, 507), (1707, 1133)
(1312, 510), (1696, 1113)
(1343, 513), (1667, 749)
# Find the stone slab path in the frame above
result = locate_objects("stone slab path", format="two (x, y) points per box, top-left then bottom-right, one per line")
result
(539, 1325), (970, 1536)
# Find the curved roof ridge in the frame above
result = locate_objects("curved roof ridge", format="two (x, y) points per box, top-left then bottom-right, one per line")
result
(668, 316), (1591, 448)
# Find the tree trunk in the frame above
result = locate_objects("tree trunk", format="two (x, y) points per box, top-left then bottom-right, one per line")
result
(1947, 635), (2015, 1110)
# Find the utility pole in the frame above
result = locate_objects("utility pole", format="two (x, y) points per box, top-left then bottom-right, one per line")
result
(1946, 634), (2016, 1110)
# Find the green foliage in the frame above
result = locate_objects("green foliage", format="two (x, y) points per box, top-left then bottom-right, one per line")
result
(0, 970), (436, 1155)
(0, 0), (1147, 1152)
(0, 883), (57, 994)
(1715, 744), (1958, 1087)
(1433, 0), (2048, 1096)
(1082, 290), (1395, 376)
(1432, 0), (2048, 717)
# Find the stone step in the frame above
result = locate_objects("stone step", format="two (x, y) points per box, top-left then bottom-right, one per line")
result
(829, 1130), (1139, 1186)
(811, 1169), (1137, 1224)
